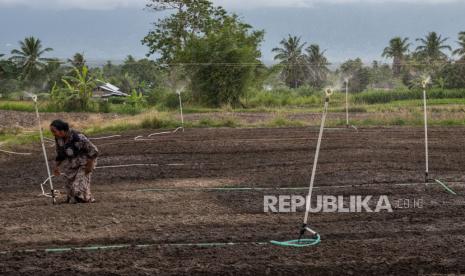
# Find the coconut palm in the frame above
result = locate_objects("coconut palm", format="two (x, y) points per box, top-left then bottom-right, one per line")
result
(68, 52), (86, 70)
(415, 32), (451, 61)
(10, 36), (53, 81)
(305, 44), (329, 88)
(0, 54), (5, 77)
(453, 31), (465, 60)
(272, 35), (307, 88)
(382, 37), (410, 76)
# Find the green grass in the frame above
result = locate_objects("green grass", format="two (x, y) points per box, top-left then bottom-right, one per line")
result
(190, 117), (240, 128)
(353, 88), (465, 104)
(0, 100), (149, 115)
(0, 101), (40, 112)
(329, 117), (465, 127)
(3, 88), (465, 147)
(0, 130), (50, 146)
(3, 114), (465, 148)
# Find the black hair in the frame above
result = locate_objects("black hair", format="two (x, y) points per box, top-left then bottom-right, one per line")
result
(50, 119), (69, 132)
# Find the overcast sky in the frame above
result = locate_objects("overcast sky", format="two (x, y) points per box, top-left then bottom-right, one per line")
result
(1, 0), (464, 64)
(0, 0), (462, 10)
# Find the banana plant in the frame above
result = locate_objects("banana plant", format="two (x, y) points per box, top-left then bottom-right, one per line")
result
(62, 65), (96, 110)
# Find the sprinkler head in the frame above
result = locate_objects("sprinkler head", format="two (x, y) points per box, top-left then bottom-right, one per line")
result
(422, 76), (431, 89)
(325, 88), (333, 97)
(24, 92), (38, 102)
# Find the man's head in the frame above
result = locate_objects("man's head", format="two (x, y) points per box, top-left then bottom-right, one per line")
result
(50, 119), (69, 138)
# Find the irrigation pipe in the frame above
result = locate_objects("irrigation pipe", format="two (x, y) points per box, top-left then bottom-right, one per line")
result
(177, 89), (185, 130)
(422, 78), (430, 183)
(434, 179), (458, 195)
(138, 89), (185, 139)
(271, 89), (334, 247)
(419, 77), (456, 194)
(29, 94), (56, 204)
(136, 181), (458, 193)
(92, 135), (367, 148)
(0, 241), (269, 255)
(133, 127), (184, 141)
(38, 162), (191, 196)
(343, 78), (358, 131)
(149, 127), (184, 137)
(0, 148), (32, 156)
(345, 78), (350, 128)
(89, 135), (122, 140)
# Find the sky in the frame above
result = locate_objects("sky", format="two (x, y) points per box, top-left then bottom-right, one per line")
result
(0, 0), (463, 10)
(1, 0), (464, 64)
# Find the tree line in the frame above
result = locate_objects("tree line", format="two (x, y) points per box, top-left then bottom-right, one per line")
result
(1, 0), (465, 110)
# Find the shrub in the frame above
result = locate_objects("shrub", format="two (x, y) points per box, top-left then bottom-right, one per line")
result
(353, 88), (465, 104)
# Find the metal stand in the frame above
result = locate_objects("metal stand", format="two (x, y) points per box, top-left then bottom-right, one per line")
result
(422, 79), (429, 184)
(32, 95), (56, 204)
(299, 88), (332, 241)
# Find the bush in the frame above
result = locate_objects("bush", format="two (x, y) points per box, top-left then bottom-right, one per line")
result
(140, 115), (177, 129)
(108, 96), (125, 104)
(164, 92), (181, 110)
(245, 88), (322, 108)
(0, 79), (22, 99)
(146, 87), (170, 105)
(98, 100), (111, 113)
(353, 88), (465, 104)
(196, 117), (238, 128)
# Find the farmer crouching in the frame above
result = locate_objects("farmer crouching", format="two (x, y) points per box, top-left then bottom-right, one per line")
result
(50, 119), (99, 203)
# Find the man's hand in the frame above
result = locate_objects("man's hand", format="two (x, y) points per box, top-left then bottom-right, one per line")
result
(85, 159), (95, 175)
(53, 167), (61, 177)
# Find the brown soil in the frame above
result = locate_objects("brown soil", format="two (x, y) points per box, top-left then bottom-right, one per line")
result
(1, 127), (465, 275)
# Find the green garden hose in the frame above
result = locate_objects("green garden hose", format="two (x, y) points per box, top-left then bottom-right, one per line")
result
(270, 234), (321, 247)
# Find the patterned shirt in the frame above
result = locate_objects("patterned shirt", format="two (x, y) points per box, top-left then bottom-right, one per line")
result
(55, 129), (99, 169)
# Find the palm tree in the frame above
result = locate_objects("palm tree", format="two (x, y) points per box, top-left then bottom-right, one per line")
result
(415, 32), (451, 61)
(272, 35), (307, 88)
(0, 53), (5, 77)
(453, 31), (465, 60)
(305, 44), (329, 88)
(10, 36), (53, 81)
(382, 37), (410, 76)
(68, 52), (86, 70)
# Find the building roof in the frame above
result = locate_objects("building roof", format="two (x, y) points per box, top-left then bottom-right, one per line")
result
(96, 83), (129, 97)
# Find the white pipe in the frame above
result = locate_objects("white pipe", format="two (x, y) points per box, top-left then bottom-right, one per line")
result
(90, 135), (122, 140)
(96, 163), (160, 169)
(423, 84), (429, 182)
(345, 79), (349, 127)
(147, 131), (173, 137)
(178, 92), (184, 131)
(39, 176), (55, 197)
(303, 89), (331, 225)
(33, 96), (56, 204)
(0, 149), (32, 155)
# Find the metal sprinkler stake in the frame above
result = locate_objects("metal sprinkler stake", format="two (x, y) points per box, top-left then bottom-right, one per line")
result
(345, 78), (349, 128)
(422, 77), (430, 183)
(176, 89), (185, 132)
(299, 88), (333, 242)
(32, 95), (56, 204)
